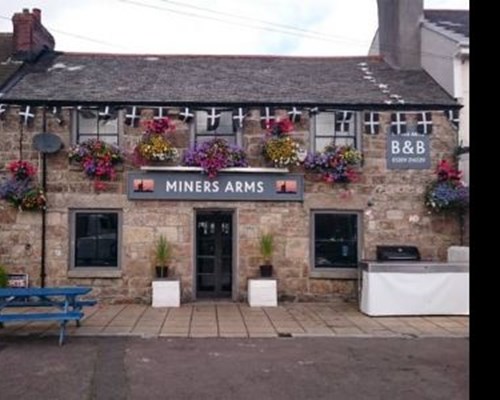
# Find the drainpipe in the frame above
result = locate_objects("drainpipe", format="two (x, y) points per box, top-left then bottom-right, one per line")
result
(41, 108), (47, 287)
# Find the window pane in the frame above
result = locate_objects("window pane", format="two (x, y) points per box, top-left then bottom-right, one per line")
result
(77, 110), (118, 144)
(314, 213), (357, 268)
(315, 138), (333, 152)
(218, 111), (234, 133)
(316, 113), (336, 136)
(195, 111), (208, 133)
(314, 112), (358, 150)
(195, 110), (235, 138)
(332, 137), (355, 147)
(98, 118), (118, 134)
(78, 111), (97, 134)
(197, 275), (215, 291)
(75, 213), (118, 267)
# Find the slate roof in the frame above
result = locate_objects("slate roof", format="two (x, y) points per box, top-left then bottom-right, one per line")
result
(424, 10), (469, 39)
(0, 33), (22, 89)
(0, 52), (456, 108)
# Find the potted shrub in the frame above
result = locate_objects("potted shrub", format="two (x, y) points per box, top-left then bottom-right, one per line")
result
(154, 235), (171, 278)
(259, 233), (274, 277)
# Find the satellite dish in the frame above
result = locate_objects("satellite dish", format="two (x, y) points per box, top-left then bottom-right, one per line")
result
(33, 132), (63, 154)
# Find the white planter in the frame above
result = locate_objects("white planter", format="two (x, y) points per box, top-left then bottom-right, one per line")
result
(248, 278), (277, 307)
(152, 279), (180, 307)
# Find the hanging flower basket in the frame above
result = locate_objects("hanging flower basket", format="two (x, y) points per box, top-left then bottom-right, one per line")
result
(0, 160), (46, 211)
(68, 139), (123, 191)
(262, 117), (302, 168)
(133, 118), (178, 165)
(425, 160), (469, 214)
(182, 138), (248, 178)
(304, 145), (362, 185)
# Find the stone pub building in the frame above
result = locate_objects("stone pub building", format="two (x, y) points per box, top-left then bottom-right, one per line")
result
(0, 4), (462, 303)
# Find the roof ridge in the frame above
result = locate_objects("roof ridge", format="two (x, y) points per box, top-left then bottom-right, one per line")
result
(57, 52), (384, 61)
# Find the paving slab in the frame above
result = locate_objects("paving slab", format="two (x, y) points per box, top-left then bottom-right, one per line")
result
(0, 302), (469, 341)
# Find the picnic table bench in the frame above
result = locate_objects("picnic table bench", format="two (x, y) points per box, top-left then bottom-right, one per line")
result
(0, 286), (95, 345)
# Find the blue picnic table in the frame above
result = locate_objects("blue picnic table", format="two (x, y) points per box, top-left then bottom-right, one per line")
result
(0, 286), (96, 345)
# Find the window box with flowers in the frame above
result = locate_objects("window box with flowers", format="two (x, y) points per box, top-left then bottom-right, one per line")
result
(262, 117), (305, 168)
(133, 118), (178, 165)
(182, 137), (248, 178)
(304, 145), (363, 185)
(68, 139), (123, 191)
(0, 160), (46, 211)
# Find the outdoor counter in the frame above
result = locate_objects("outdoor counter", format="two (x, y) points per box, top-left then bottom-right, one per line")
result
(358, 262), (469, 316)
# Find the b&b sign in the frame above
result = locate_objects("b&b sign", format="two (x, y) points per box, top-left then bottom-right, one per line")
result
(386, 134), (430, 169)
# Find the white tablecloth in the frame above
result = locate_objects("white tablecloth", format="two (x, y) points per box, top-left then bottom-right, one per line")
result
(360, 270), (469, 316)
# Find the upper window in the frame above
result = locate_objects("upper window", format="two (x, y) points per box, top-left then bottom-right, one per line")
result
(194, 110), (239, 144)
(312, 211), (359, 270)
(312, 111), (358, 152)
(75, 108), (119, 145)
(71, 210), (121, 268)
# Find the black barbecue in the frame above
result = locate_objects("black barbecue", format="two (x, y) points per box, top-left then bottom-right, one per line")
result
(376, 245), (421, 262)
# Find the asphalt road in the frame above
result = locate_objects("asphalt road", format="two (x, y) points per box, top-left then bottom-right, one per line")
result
(0, 336), (468, 400)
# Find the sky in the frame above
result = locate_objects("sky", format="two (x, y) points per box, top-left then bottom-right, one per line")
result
(0, 0), (469, 56)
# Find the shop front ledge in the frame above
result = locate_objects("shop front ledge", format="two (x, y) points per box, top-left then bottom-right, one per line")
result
(68, 269), (122, 279)
(309, 269), (358, 280)
(140, 166), (289, 174)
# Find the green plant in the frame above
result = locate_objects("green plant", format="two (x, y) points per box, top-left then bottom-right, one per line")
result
(155, 235), (172, 267)
(0, 265), (8, 288)
(259, 233), (274, 265)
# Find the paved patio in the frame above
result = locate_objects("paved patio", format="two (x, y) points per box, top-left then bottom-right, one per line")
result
(0, 300), (469, 340)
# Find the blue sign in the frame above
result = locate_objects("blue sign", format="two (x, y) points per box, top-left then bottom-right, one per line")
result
(386, 133), (431, 169)
(127, 172), (304, 201)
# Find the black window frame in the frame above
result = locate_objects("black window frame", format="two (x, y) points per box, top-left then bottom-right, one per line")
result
(73, 108), (120, 145)
(311, 211), (361, 273)
(311, 111), (360, 152)
(192, 109), (241, 146)
(69, 209), (122, 269)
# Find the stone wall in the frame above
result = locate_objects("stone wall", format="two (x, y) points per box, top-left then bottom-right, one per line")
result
(0, 107), (461, 303)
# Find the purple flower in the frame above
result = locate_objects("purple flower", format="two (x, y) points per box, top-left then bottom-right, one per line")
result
(426, 181), (469, 213)
(304, 145), (362, 185)
(182, 138), (248, 178)
(0, 177), (45, 210)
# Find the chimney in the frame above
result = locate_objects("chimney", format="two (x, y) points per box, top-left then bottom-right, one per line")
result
(376, 0), (423, 70)
(12, 8), (55, 61)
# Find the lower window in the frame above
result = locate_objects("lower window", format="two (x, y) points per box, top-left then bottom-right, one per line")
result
(312, 211), (359, 269)
(71, 210), (121, 268)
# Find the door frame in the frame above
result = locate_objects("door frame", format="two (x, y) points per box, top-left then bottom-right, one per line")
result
(193, 208), (237, 301)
